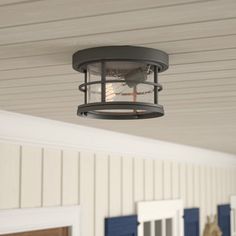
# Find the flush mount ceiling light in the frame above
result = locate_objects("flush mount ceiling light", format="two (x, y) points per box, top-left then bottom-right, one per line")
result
(72, 46), (169, 119)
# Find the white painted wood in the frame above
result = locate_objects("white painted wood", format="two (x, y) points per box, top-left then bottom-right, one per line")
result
(231, 209), (236, 236)
(42, 148), (61, 206)
(150, 221), (155, 236)
(0, 0), (235, 156)
(163, 160), (172, 200)
(172, 215), (177, 236)
(0, 0), (197, 27)
(138, 199), (183, 222)
(179, 163), (187, 207)
(138, 199), (184, 236)
(2, 32), (236, 61)
(0, 206), (80, 236)
(154, 160), (163, 200)
(2, 66), (236, 95)
(2, 89), (236, 107)
(199, 165), (206, 234)
(139, 222), (144, 236)
(179, 207), (184, 236)
(1, 1), (236, 46)
(205, 165), (211, 214)
(234, 171), (236, 194)
(216, 167), (221, 206)
(2, 46), (236, 72)
(109, 154), (121, 216)
(0, 143), (20, 209)
(211, 167), (217, 215)
(2, 79), (236, 108)
(172, 162), (179, 199)
(0, 110), (236, 164)
(193, 165), (200, 207)
(0, 65), (72, 82)
(218, 168), (224, 204)
(80, 151), (94, 236)
(231, 169), (235, 196)
(230, 196), (236, 209)
(94, 153), (109, 236)
(186, 163), (194, 208)
(222, 168), (228, 203)
(0, 74), (80, 89)
(206, 166), (212, 215)
(62, 149), (79, 205)
(162, 219), (166, 236)
(134, 158), (144, 205)
(0, 0), (27, 6)
(0, 140), (235, 236)
(3, 99), (236, 115)
(144, 159), (154, 201)
(171, 48), (236, 65)
(122, 156), (134, 215)
(12, 93), (235, 114)
(21, 146), (42, 208)
(227, 169), (231, 202)
(168, 60), (236, 75)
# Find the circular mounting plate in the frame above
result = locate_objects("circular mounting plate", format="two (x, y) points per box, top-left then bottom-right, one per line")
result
(73, 46), (169, 73)
(77, 101), (164, 120)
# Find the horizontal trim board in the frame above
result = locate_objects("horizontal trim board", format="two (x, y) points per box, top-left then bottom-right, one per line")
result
(0, 206), (80, 235)
(0, 109), (235, 165)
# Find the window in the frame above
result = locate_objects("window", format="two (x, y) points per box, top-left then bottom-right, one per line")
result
(138, 200), (184, 236)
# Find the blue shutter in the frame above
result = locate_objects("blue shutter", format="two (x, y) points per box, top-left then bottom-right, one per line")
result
(218, 204), (231, 236)
(184, 208), (200, 236)
(105, 215), (138, 236)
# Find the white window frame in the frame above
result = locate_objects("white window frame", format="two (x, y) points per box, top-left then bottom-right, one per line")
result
(138, 199), (184, 236)
(0, 206), (80, 236)
(231, 196), (236, 236)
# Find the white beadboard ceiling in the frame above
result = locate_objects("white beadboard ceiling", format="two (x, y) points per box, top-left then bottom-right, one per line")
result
(0, 0), (236, 154)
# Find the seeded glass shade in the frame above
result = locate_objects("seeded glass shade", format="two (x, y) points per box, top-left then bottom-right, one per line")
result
(73, 46), (169, 119)
(87, 61), (155, 104)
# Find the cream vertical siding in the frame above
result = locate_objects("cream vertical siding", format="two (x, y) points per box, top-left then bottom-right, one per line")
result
(0, 142), (236, 236)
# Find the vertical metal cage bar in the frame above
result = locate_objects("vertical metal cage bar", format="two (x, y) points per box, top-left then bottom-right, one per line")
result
(154, 65), (158, 104)
(101, 61), (106, 102)
(84, 70), (87, 104)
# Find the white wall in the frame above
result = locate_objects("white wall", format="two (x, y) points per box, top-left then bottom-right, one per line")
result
(0, 110), (235, 236)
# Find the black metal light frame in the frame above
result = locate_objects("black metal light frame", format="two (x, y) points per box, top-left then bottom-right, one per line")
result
(72, 46), (169, 119)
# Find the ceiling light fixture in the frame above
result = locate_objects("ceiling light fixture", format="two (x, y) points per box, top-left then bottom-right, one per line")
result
(72, 46), (169, 119)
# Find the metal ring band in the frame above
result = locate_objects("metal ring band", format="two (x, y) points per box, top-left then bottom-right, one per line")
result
(78, 79), (163, 92)
(73, 46), (169, 73)
(77, 101), (164, 120)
